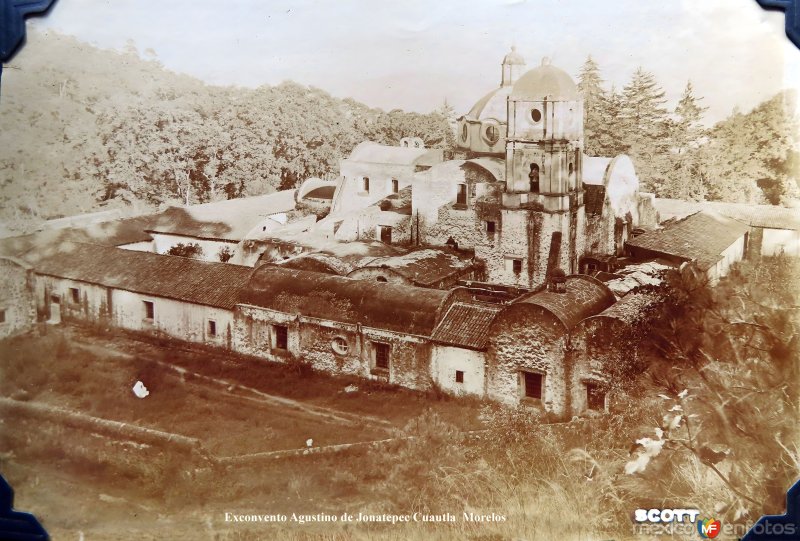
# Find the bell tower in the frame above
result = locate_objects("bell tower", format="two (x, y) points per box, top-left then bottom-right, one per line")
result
(490, 57), (586, 286)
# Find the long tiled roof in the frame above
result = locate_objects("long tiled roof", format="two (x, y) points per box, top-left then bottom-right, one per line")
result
(431, 301), (503, 350)
(626, 210), (750, 270)
(34, 243), (253, 309)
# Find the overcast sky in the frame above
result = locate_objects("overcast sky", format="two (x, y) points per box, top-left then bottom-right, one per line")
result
(30, 0), (800, 124)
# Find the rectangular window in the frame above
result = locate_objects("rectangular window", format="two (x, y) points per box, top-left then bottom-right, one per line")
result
(512, 259), (523, 275)
(143, 300), (154, 320)
(70, 287), (80, 304)
(586, 382), (606, 411)
(273, 324), (288, 350)
(391, 178), (399, 193)
(373, 342), (390, 370)
(0, 309), (5, 324)
(522, 371), (543, 400)
(362, 177), (370, 192)
(208, 320), (217, 337)
(380, 225), (392, 244)
(455, 370), (464, 384)
(486, 221), (496, 234)
(456, 184), (467, 206)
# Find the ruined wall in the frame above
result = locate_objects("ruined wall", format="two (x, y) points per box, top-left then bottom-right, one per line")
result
(583, 202), (616, 257)
(430, 345), (486, 396)
(0, 258), (36, 338)
(35, 275), (110, 323)
(485, 306), (569, 416)
(334, 162), (415, 216)
(330, 207), (411, 246)
(413, 163), (500, 248)
(567, 318), (616, 416)
(637, 192), (659, 228)
(233, 305), (433, 391)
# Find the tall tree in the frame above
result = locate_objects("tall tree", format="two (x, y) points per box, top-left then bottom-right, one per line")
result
(659, 81), (709, 200)
(576, 55), (606, 157)
(621, 68), (672, 193)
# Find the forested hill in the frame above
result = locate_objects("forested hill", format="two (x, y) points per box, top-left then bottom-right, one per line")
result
(577, 57), (799, 206)
(0, 30), (455, 234)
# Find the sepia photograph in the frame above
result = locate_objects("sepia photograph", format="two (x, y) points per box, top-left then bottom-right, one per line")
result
(0, 1), (798, 539)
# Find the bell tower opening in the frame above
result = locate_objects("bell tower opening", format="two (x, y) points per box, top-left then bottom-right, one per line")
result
(529, 163), (540, 193)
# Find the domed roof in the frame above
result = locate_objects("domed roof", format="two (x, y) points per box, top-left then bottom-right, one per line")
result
(467, 85), (512, 121)
(502, 46), (525, 65)
(511, 58), (579, 101)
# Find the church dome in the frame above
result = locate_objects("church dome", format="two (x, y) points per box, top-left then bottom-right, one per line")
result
(503, 45), (525, 65)
(511, 58), (579, 101)
(467, 85), (512, 121)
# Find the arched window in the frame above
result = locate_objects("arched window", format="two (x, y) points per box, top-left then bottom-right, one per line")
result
(461, 123), (468, 141)
(529, 163), (540, 193)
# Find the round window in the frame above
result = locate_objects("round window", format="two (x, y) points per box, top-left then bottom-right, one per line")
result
(461, 123), (468, 141)
(331, 336), (349, 355)
(485, 124), (499, 144)
(531, 108), (542, 123)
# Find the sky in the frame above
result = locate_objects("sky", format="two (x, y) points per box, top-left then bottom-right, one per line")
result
(28, 0), (800, 124)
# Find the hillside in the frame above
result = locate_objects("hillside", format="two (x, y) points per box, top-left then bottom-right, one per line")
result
(0, 30), (454, 234)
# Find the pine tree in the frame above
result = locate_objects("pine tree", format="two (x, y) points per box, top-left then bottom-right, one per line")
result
(673, 81), (708, 155)
(660, 81), (709, 201)
(577, 56), (606, 156)
(620, 68), (672, 192)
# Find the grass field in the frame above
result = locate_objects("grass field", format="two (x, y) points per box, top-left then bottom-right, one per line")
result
(0, 324), (500, 541)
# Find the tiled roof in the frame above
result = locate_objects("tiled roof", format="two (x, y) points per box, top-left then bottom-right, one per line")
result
(239, 266), (449, 336)
(626, 210), (750, 270)
(653, 198), (800, 230)
(146, 190), (297, 242)
(431, 301), (502, 350)
(34, 243), (253, 309)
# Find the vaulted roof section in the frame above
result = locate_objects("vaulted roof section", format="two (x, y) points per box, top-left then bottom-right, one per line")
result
(239, 266), (450, 336)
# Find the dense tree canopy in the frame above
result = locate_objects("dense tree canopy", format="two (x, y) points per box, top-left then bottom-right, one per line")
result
(0, 31), (455, 234)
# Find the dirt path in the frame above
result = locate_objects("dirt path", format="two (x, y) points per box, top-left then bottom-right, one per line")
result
(70, 334), (395, 433)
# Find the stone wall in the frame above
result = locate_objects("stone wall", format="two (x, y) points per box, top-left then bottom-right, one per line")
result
(0, 258), (36, 338)
(233, 305), (433, 391)
(485, 305), (569, 416)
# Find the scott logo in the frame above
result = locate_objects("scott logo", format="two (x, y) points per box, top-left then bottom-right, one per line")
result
(698, 517), (721, 538)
